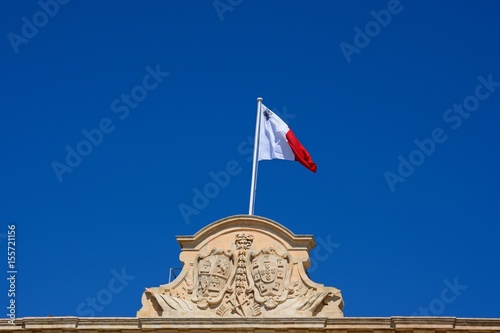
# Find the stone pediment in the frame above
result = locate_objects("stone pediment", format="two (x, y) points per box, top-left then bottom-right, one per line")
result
(137, 215), (344, 318)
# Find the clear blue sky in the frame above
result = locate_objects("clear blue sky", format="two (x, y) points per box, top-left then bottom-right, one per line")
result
(1, 1), (499, 319)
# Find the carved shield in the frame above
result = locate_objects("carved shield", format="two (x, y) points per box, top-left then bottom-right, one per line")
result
(251, 250), (288, 297)
(192, 249), (235, 305)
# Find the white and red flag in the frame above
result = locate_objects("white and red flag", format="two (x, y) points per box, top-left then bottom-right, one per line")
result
(248, 98), (317, 215)
(257, 103), (317, 173)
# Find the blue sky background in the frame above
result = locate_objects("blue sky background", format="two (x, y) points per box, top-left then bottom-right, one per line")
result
(1, 0), (500, 319)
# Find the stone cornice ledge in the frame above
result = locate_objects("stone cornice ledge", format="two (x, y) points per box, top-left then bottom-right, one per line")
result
(1, 317), (500, 331)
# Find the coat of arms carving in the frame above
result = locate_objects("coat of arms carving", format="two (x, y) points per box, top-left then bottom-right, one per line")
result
(191, 249), (236, 309)
(138, 215), (344, 319)
(248, 248), (291, 309)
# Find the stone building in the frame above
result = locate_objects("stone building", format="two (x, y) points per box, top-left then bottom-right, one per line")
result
(2, 215), (499, 333)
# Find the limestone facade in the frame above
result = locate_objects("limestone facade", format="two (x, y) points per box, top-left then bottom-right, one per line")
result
(2, 316), (500, 333)
(5, 215), (499, 333)
(137, 215), (343, 318)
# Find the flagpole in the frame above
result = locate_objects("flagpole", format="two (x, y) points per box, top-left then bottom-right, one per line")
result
(248, 97), (263, 215)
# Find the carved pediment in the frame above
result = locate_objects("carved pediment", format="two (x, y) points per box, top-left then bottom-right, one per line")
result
(137, 215), (344, 318)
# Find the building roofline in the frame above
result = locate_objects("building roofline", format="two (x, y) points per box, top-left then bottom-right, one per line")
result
(2, 316), (500, 331)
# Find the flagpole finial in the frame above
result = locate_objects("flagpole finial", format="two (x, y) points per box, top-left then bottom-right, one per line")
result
(257, 97), (263, 101)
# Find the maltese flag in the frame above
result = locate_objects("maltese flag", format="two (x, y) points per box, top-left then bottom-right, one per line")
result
(257, 104), (317, 173)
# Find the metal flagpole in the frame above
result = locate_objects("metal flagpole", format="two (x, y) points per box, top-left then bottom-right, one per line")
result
(248, 97), (263, 215)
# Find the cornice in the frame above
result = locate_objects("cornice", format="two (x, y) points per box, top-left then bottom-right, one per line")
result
(1, 317), (500, 332)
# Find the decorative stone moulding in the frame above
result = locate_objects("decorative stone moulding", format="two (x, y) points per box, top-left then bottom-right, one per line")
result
(137, 215), (344, 318)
